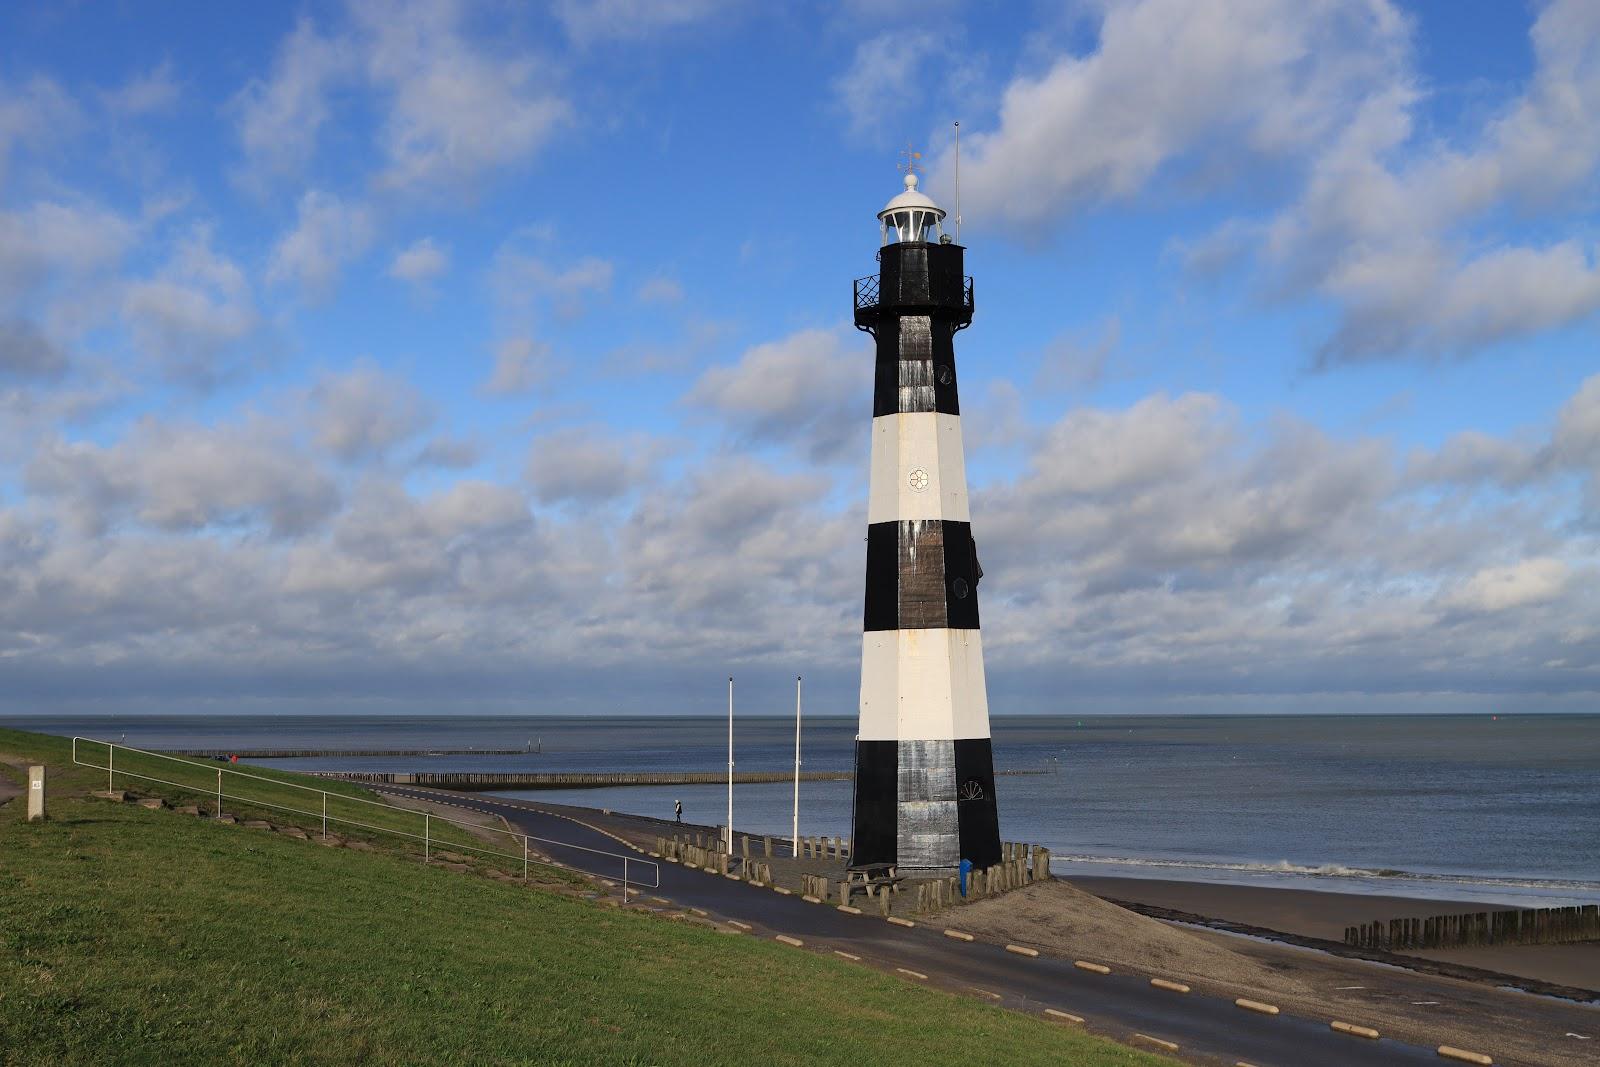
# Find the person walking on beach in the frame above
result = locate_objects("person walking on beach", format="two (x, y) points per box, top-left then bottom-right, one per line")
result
(674, 799), (682, 824)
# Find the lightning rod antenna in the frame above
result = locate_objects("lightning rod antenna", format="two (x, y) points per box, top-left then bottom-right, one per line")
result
(954, 120), (961, 242)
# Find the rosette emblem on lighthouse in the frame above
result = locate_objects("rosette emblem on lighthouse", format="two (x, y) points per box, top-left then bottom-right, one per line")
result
(850, 167), (1001, 872)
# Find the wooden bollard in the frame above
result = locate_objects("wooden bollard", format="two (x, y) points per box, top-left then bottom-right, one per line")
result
(741, 835), (749, 858)
(763, 836), (772, 857)
(832, 835), (841, 859)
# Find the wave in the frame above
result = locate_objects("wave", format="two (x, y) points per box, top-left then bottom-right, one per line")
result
(1051, 853), (1600, 895)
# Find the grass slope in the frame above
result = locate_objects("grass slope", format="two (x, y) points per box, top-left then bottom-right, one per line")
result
(0, 729), (1167, 1066)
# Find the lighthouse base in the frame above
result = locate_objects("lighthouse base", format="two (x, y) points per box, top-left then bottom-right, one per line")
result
(851, 737), (1000, 870)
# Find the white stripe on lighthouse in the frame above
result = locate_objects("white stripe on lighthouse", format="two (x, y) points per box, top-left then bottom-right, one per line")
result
(859, 629), (991, 742)
(867, 412), (970, 524)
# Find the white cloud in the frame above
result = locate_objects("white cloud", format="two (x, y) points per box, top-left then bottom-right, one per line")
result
(228, 17), (351, 183)
(121, 226), (259, 387)
(355, 0), (569, 191)
(1440, 558), (1571, 615)
(266, 190), (375, 299)
(0, 320), (69, 382)
(27, 417), (340, 537)
(688, 326), (868, 462)
(388, 237), (450, 287)
(832, 29), (944, 138)
(637, 276), (683, 304)
(103, 62), (180, 116)
(0, 76), (80, 186)
(308, 362), (431, 462)
(942, 0), (1409, 228)
(525, 427), (656, 505)
(553, 0), (733, 44)
(485, 336), (555, 395)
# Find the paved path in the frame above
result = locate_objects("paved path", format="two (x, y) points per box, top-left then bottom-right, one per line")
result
(374, 784), (1447, 1067)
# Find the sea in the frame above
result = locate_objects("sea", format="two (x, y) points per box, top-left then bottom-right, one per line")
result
(10, 712), (1598, 908)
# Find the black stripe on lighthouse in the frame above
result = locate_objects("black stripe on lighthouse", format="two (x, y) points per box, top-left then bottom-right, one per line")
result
(863, 519), (981, 631)
(873, 315), (961, 417)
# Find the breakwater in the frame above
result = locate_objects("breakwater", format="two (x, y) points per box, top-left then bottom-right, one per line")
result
(1345, 903), (1600, 950)
(169, 748), (530, 759)
(326, 769), (1045, 791)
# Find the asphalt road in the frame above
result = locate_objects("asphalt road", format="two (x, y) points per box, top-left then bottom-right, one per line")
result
(376, 785), (1449, 1066)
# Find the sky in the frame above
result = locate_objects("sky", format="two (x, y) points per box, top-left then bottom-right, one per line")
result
(1, 0), (1598, 718)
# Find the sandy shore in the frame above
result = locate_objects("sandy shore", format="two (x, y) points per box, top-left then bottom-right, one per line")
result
(1075, 875), (1600, 993)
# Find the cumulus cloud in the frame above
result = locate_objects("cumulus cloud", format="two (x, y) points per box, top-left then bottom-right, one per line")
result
(0, 75), (80, 186)
(832, 29), (944, 138)
(228, 17), (352, 184)
(553, 0), (733, 44)
(266, 190), (375, 300)
(103, 62), (180, 116)
(525, 427), (658, 506)
(26, 417), (340, 537)
(355, 0), (569, 191)
(636, 276), (683, 304)
(388, 237), (450, 288)
(121, 226), (259, 387)
(230, 1), (568, 192)
(485, 336), (555, 395)
(1440, 558), (1570, 615)
(941, 0), (1409, 228)
(0, 320), (69, 382)
(688, 326), (868, 462)
(308, 362), (431, 462)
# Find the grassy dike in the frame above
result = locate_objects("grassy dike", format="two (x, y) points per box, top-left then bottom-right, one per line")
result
(0, 728), (1168, 1066)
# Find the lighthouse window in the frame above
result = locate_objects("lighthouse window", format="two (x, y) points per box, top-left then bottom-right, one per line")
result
(952, 577), (969, 599)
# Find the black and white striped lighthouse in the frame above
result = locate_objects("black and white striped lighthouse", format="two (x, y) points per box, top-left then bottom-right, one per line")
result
(849, 169), (1001, 872)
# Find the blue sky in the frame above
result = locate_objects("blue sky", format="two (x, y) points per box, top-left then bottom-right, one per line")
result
(2, 0), (1598, 717)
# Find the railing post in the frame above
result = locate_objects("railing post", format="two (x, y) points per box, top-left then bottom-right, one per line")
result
(108, 743), (114, 793)
(216, 768), (223, 818)
(523, 837), (529, 880)
(322, 792), (328, 841)
(425, 813), (430, 863)
(622, 858), (628, 906)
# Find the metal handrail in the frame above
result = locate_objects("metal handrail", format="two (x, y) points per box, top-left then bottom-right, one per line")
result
(852, 273), (974, 312)
(71, 737), (659, 894)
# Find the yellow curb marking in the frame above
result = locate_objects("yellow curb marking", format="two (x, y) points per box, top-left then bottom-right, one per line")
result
(801, 894), (822, 904)
(1437, 1048), (1493, 1065)
(1150, 978), (1190, 994)
(1235, 998), (1279, 1016)
(1074, 960), (1111, 974)
(944, 929), (974, 941)
(1044, 1008), (1084, 1024)
(886, 916), (916, 928)
(969, 988), (1002, 1000)
(1006, 944), (1040, 957)
(726, 920), (751, 930)
(1331, 1021), (1380, 1040)
(896, 967), (927, 980)
(1132, 1034), (1179, 1052)
(837, 905), (862, 915)
(773, 887), (793, 895)
(775, 935), (804, 947)
(833, 950), (861, 961)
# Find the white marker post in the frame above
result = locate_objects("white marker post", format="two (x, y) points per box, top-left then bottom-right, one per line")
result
(792, 675), (803, 858)
(726, 676), (734, 856)
(28, 765), (45, 821)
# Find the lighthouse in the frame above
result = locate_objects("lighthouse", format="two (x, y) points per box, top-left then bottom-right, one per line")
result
(850, 168), (1001, 872)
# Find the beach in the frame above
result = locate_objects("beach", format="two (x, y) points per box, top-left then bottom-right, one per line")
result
(1075, 875), (1600, 993)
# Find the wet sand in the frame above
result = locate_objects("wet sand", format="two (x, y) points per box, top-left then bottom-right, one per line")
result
(1074, 875), (1600, 993)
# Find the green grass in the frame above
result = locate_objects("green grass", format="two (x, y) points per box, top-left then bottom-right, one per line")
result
(0, 728), (1167, 1066)
(1, 728), (526, 872)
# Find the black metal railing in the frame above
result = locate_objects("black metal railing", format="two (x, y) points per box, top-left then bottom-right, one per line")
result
(853, 273), (973, 313)
(854, 274), (880, 310)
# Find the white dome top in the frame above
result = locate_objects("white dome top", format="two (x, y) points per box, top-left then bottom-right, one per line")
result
(877, 172), (945, 222)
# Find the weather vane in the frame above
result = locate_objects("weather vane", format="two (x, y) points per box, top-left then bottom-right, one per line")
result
(897, 143), (923, 177)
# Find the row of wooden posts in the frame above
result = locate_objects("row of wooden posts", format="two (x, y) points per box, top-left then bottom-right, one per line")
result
(653, 830), (849, 861)
(1344, 903), (1600, 951)
(656, 834), (773, 885)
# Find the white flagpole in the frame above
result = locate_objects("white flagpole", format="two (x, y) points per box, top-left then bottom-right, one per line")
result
(792, 675), (802, 858)
(726, 676), (734, 855)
